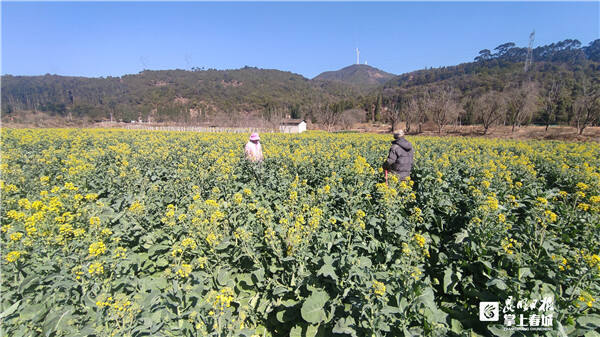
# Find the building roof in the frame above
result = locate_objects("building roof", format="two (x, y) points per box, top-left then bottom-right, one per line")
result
(280, 119), (306, 126)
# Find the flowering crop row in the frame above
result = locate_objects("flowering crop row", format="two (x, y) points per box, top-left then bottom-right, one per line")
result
(1, 128), (598, 336)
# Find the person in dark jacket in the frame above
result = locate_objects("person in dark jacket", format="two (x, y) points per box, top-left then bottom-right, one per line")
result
(383, 130), (414, 180)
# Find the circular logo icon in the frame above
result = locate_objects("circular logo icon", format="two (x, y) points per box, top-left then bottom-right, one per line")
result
(483, 304), (496, 319)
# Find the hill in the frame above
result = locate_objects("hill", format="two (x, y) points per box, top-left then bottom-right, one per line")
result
(313, 64), (396, 88)
(1, 39), (599, 130)
(385, 39), (599, 92)
(1, 67), (360, 124)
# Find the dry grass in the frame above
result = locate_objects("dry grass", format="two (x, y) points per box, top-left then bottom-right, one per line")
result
(1, 112), (90, 128)
(2, 115), (598, 142)
(356, 122), (600, 142)
(441, 124), (600, 142)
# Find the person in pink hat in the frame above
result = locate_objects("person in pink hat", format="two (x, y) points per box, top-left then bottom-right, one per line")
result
(245, 132), (264, 162)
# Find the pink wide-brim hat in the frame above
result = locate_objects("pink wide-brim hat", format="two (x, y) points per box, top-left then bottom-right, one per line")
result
(249, 133), (260, 141)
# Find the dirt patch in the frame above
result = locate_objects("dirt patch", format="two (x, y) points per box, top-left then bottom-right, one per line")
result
(152, 81), (169, 87)
(220, 80), (242, 87)
(173, 96), (190, 105)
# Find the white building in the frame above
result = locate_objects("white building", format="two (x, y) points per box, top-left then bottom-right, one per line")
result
(279, 119), (307, 133)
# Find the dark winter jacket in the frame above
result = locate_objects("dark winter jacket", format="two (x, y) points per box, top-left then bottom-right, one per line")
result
(383, 137), (414, 178)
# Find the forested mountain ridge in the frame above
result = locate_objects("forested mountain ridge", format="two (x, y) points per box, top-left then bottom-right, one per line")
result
(386, 39), (599, 91)
(1, 67), (356, 123)
(1, 39), (599, 130)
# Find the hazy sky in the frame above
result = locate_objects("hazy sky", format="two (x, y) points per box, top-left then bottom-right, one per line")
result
(2, 1), (598, 78)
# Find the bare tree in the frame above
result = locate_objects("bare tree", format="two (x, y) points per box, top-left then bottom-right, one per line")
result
(541, 80), (562, 132)
(399, 93), (429, 134)
(402, 97), (420, 134)
(319, 102), (343, 131)
(415, 94), (428, 133)
(373, 94), (382, 123)
(67, 90), (74, 121)
(261, 102), (286, 131)
(360, 95), (378, 124)
(475, 91), (505, 135)
(369, 102), (376, 123)
(382, 95), (403, 132)
(104, 100), (116, 123)
(425, 86), (462, 133)
(574, 80), (600, 135)
(505, 82), (538, 132)
(340, 109), (363, 129)
(461, 96), (477, 126)
(400, 93), (428, 134)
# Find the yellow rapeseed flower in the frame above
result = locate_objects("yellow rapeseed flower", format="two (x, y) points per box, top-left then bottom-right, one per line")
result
(414, 234), (426, 248)
(176, 264), (193, 278)
(197, 256), (208, 269)
(411, 267), (422, 280)
(5, 251), (22, 263)
(113, 247), (127, 259)
(128, 200), (144, 214)
(578, 203), (590, 211)
(544, 210), (557, 222)
(10, 232), (23, 241)
(181, 237), (197, 249)
(88, 241), (106, 256)
(89, 216), (101, 226)
(88, 262), (104, 275)
(372, 280), (386, 297)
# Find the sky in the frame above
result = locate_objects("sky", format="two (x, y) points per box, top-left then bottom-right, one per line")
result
(1, 1), (599, 79)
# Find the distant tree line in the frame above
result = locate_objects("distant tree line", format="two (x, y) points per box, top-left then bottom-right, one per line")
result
(1, 39), (599, 133)
(373, 72), (599, 135)
(369, 39), (600, 134)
